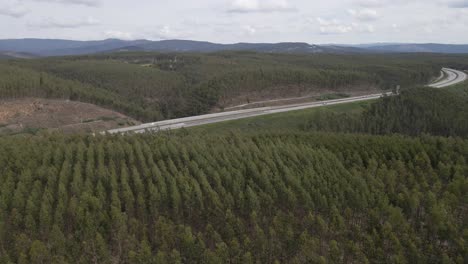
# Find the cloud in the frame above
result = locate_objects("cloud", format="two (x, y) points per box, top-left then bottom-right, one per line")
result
(152, 25), (181, 39)
(354, 0), (388, 7)
(104, 30), (134, 40)
(353, 0), (407, 8)
(0, 4), (28, 18)
(103, 26), (187, 41)
(228, 0), (295, 13)
(30, 16), (100, 28)
(30, 0), (100, 7)
(315, 17), (375, 35)
(348, 8), (379, 21)
(243, 25), (257, 35)
(316, 18), (353, 34)
(391, 23), (400, 32)
(353, 23), (375, 33)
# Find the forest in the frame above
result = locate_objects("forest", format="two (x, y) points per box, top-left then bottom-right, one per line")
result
(2, 52), (467, 121)
(301, 84), (468, 138)
(0, 53), (467, 263)
(0, 83), (467, 263)
(0, 132), (466, 264)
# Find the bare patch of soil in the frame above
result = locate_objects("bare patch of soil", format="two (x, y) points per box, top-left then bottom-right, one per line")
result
(0, 98), (139, 135)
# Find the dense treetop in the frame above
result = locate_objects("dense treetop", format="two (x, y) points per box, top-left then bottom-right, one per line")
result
(301, 84), (468, 138)
(0, 132), (467, 263)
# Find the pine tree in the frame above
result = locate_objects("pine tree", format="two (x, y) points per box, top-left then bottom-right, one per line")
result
(29, 240), (49, 264)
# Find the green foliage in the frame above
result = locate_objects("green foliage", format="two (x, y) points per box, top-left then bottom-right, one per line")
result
(3, 52), (465, 122)
(0, 132), (466, 263)
(302, 84), (468, 137)
(0, 64), (156, 120)
(193, 100), (373, 134)
(361, 86), (468, 136)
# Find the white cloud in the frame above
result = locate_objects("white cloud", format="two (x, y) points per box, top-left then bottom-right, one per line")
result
(30, 0), (100, 7)
(228, 0), (295, 13)
(423, 26), (434, 33)
(316, 17), (353, 34)
(315, 17), (375, 34)
(354, 0), (388, 7)
(2, 0), (468, 44)
(0, 4), (28, 18)
(30, 16), (100, 28)
(244, 25), (257, 35)
(353, 0), (410, 8)
(152, 25), (181, 40)
(348, 8), (379, 21)
(104, 30), (134, 40)
(353, 23), (375, 33)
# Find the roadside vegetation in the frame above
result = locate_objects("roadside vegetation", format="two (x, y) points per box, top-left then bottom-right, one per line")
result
(197, 83), (468, 138)
(192, 100), (374, 134)
(301, 84), (468, 138)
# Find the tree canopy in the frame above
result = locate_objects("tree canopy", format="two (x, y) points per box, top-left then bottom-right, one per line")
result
(0, 132), (466, 263)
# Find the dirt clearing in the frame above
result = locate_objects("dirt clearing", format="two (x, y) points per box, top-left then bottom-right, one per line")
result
(0, 98), (139, 135)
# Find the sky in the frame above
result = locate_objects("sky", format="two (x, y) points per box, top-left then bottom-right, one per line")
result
(0, 0), (468, 44)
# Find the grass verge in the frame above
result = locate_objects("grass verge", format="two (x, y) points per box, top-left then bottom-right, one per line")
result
(191, 99), (376, 134)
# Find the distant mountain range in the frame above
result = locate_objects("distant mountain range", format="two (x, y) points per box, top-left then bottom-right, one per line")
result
(346, 43), (468, 54)
(0, 38), (361, 57)
(1, 38), (468, 58)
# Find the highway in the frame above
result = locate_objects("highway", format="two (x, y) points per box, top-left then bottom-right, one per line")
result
(428, 68), (467, 88)
(107, 68), (466, 134)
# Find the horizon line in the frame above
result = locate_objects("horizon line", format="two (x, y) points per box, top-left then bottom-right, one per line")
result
(0, 38), (467, 46)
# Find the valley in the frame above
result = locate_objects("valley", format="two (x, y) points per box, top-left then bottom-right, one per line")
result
(2, 51), (467, 135)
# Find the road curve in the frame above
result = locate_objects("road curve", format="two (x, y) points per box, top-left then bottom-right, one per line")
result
(429, 68), (467, 88)
(107, 68), (466, 134)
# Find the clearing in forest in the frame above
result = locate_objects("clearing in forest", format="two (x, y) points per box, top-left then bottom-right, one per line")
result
(0, 98), (138, 135)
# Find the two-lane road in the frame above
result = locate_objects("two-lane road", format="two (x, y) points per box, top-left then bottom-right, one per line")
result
(107, 68), (466, 134)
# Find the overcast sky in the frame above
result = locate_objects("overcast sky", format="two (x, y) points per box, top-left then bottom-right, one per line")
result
(1, 0), (468, 44)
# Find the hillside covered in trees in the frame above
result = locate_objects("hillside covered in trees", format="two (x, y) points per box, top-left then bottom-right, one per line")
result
(2, 52), (467, 122)
(301, 84), (468, 138)
(0, 132), (466, 264)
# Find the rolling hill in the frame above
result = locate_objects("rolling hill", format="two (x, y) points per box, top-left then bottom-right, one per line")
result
(2, 52), (447, 123)
(349, 43), (468, 54)
(2, 39), (468, 57)
(0, 39), (364, 57)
